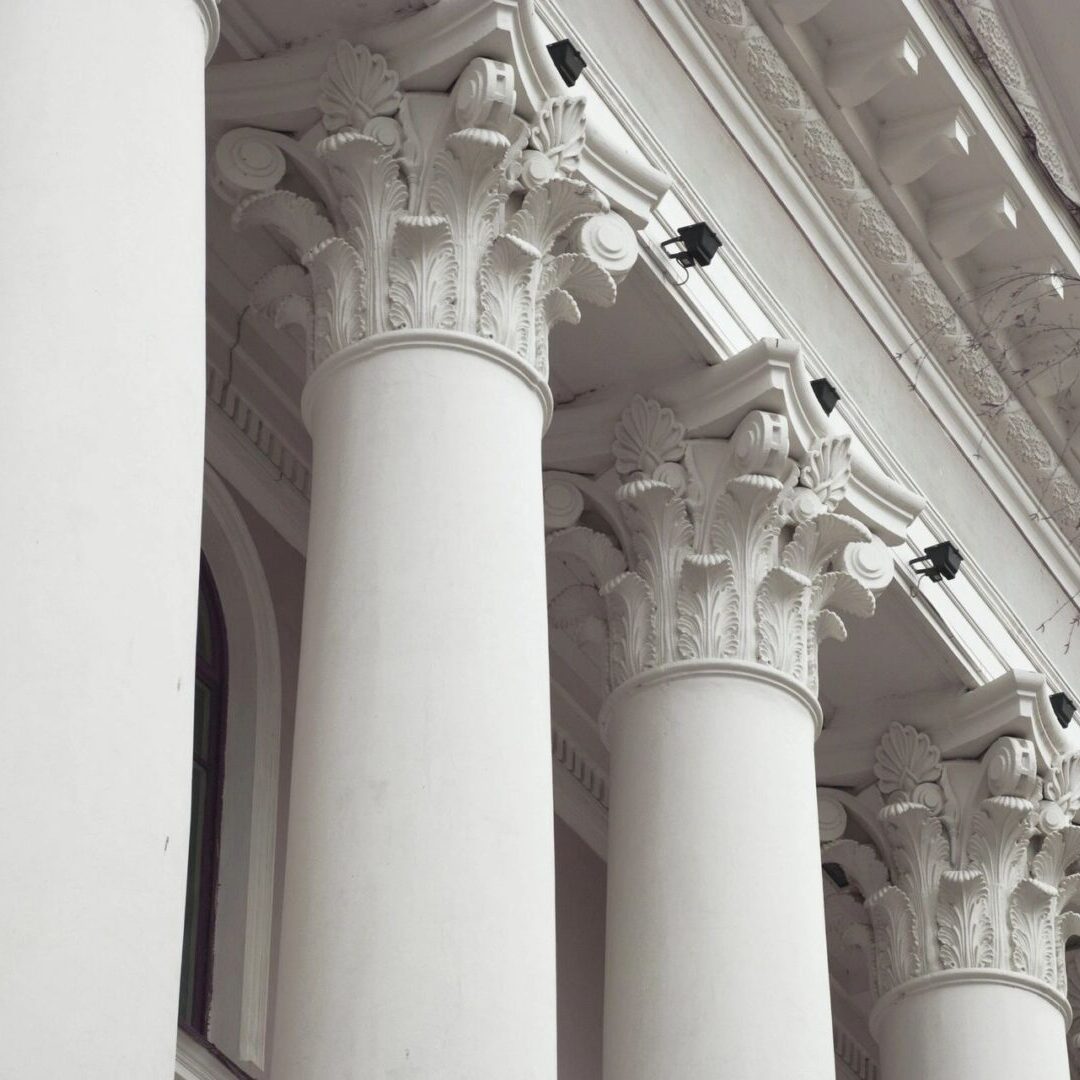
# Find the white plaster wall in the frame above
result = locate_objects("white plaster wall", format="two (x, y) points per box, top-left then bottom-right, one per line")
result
(552, 0), (1080, 688)
(555, 815), (607, 1080)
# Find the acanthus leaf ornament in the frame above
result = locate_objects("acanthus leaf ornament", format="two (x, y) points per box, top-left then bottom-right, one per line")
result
(547, 395), (898, 696)
(216, 41), (633, 378)
(388, 216), (457, 332)
(820, 724), (1080, 1008)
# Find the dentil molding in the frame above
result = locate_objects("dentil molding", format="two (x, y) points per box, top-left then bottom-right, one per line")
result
(819, 710), (1080, 1024)
(545, 339), (922, 704)
(680, 0), (1080, 543)
(214, 38), (640, 387)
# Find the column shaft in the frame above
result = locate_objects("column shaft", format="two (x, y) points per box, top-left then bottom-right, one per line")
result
(0, 2), (209, 1077)
(873, 975), (1071, 1080)
(602, 663), (835, 1080)
(270, 332), (557, 1077)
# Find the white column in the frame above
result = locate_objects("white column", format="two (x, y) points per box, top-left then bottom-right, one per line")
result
(0, 2), (216, 1078)
(273, 331), (555, 1076)
(215, 41), (639, 1077)
(545, 391), (905, 1080)
(603, 664), (834, 1079)
(820, 723), (1080, 1080)
(873, 973), (1070, 1080)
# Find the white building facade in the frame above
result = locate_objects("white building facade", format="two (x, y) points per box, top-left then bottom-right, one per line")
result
(6, 0), (1080, 1078)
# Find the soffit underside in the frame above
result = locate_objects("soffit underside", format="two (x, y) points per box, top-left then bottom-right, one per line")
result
(739, 0), (1080, 543)
(220, 0), (440, 55)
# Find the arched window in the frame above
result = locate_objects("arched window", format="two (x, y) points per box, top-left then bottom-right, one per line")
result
(179, 555), (229, 1035)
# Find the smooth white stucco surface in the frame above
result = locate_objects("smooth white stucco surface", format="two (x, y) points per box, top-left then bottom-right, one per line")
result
(270, 333), (558, 1078)
(602, 663), (835, 1080)
(873, 974), (1071, 1080)
(0, 2), (208, 1076)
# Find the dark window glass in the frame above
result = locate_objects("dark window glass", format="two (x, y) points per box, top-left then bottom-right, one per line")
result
(179, 556), (228, 1035)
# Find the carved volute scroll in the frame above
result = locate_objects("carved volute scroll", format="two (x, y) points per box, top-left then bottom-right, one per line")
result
(545, 393), (897, 698)
(819, 722), (1080, 1009)
(213, 42), (639, 379)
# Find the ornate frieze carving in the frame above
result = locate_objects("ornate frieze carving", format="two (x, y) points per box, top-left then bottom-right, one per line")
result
(685, 0), (1080, 541)
(819, 722), (1080, 1004)
(213, 41), (637, 380)
(953, 0), (1080, 204)
(545, 392), (896, 697)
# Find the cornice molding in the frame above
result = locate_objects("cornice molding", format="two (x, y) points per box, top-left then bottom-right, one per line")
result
(202, 0), (1080, 718)
(207, 362), (311, 500)
(207, 0), (669, 229)
(819, 669), (1080, 787)
(552, 725), (609, 808)
(833, 1023), (879, 1080)
(672, 0), (1080, 549)
(953, 0), (1080, 205)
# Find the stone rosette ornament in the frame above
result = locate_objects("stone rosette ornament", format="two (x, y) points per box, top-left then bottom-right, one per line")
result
(212, 41), (638, 380)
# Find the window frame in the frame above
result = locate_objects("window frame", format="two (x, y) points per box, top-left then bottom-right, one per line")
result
(176, 465), (285, 1075)
(180, 555), (230, 1038)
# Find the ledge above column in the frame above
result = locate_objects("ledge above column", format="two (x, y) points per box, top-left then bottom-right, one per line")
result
(545, 337), (925, 544)
(206, 0), (669, 228)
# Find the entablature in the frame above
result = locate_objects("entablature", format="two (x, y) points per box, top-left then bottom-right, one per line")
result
(201, 0), (1080, 863)
(207, 0), (669, 229)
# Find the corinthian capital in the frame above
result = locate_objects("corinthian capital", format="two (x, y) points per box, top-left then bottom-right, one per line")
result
(212, 41), (638, 380)
(546, 384), (899, 700)
(819, 718), (1080, 1009)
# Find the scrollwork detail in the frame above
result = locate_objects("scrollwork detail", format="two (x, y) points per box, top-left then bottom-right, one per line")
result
(549, 397), (893, 695)
(218, 41), (635, 378)
(821, 723), (1080, 1006)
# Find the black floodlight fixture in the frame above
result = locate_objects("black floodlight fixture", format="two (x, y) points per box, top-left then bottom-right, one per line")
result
(1052, 692), (1077, 729)
(547, 39), (586, 86)
(908, 541), (964, 583)
(822, 862), (849, 889)
(811, 378), (841, 416)
(661, 223), (722, 269)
